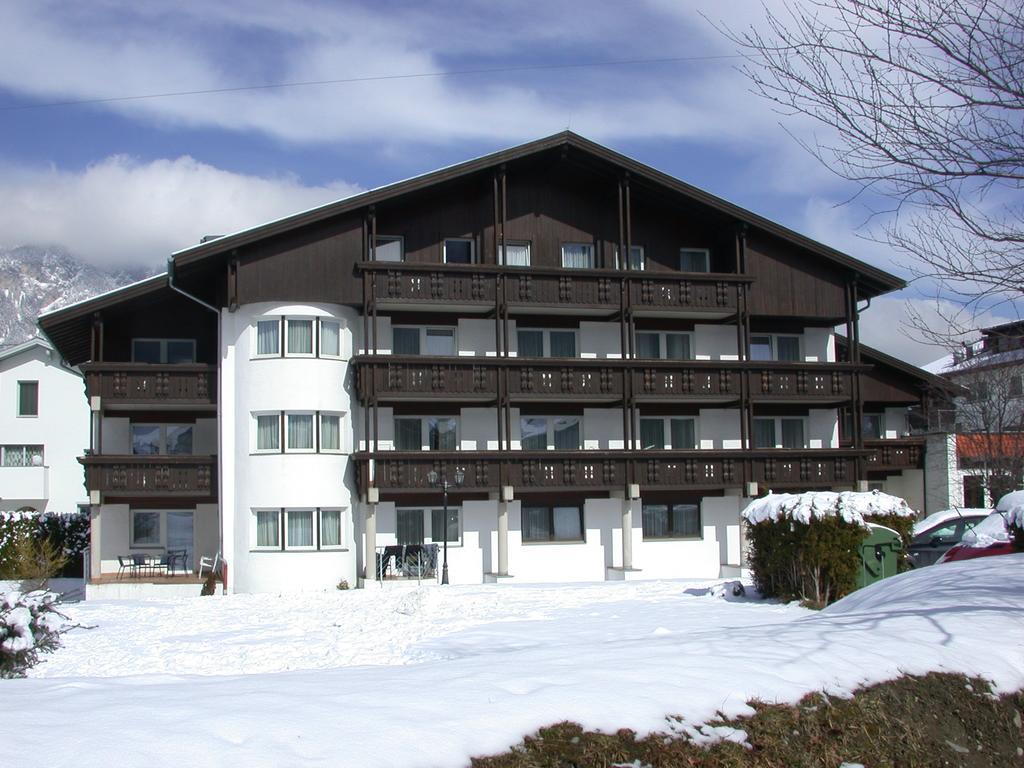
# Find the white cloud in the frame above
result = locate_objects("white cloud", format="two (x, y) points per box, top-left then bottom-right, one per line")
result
(0, 156), (361, 268)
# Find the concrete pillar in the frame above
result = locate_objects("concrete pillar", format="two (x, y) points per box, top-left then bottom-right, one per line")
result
(621, 498), (633, 570)
(364, 503), (377, 581)
(497, 501), (509, 576)
(89, 505), (101, 580)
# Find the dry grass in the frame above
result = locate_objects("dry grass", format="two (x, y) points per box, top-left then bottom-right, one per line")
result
(471, 673), (1023, 768)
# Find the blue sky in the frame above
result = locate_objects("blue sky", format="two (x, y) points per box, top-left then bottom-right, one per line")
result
(0, 0), (1005, 363)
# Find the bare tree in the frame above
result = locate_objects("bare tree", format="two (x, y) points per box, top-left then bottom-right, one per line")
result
(720, 1), (1024, 330)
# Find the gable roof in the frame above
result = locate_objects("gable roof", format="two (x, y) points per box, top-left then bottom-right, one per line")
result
(836, 336), (956, 391)
(172, 131), (904, 295)
(0, 336), (54, 364)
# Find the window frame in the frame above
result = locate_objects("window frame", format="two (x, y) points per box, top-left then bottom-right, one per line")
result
(642, 503), (702, 540)
(515, 328), (578, 358)
(395, 507), (464, 546)
(521, 505), (585, 543)
(391, 325), (457, 356)
(130, 510), (163, 548)
(319, 318), (342, 358)
(253, 412), (282, 453)
(614, 244), (646, 271)
(637, 416), (698, 449)
(372, 235), (405, 263)
(518, 415), (582, 451)
(0, 445), (44, 468)
(634, 331), (693, 360)
(679, 248), (711, 273)
(443, 237), (477, 265)
(253, 509), (282, 550)
(285, 412), (316, 453)
(130, 423), (195, 456)
(16, 380), (39, 418)
(498, 240), (532, 267)
(251, 507), (348, 551)
(285, 317), (316, 358)
(749, 333), (803, 362)
(752, 416), (809, 449)
(283, 508), (316, 551)
(131, 338), (197, 364)
(560, 242), (595, 269)
(319, 508), (346, 550)
(393, 416), (458, 451)
(319, 412), (343, 453)
(254, 319), (282, 358)
(862, 412), (885, 440)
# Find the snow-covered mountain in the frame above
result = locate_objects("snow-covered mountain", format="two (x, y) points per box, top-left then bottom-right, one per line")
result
(0, 245), (153, 346)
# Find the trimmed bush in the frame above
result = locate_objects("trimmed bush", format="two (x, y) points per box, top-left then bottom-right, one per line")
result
(0, 589), (69, 678)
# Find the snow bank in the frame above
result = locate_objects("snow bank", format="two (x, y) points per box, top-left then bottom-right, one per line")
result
(742, 490), (914, 527)
(3, 558), (1023, 767)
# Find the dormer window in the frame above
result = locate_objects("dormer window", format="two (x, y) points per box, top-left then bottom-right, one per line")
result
(443, 238), (475, 264)
(679, 248), (710, 273)
(372, 235), (404, 262)
(561, 243), (595, 269)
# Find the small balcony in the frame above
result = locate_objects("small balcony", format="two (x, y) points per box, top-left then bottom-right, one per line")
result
(744, 363), (858, 404)
(82, 363), (217, 408)
(0, 465), (49, 504)
(864, 438), (925, 473)
(80, 455), (217, 499)
(355, 448), (868, 494)
(360, 262), (750, 317)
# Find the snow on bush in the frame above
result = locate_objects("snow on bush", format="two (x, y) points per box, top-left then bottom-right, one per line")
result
(741, 490), (914, 527)
(0, 510), (89, 580)
(1, 589), (71, 678)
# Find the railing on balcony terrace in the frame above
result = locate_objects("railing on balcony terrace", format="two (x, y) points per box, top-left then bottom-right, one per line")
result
(355, 449), (867, 494)
(354, 357), (861, 404)
(82, 363), (217, 406)
(360, 262), (750, 314)
(864, 438), (926, 472)
(80, 455), (217, 497)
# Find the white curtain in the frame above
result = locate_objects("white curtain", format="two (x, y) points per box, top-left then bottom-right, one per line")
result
(553, 417), (580, 450)
(517, 330), (544, 357)
(287, 510), (313, 547)
(287, 319), (313, 355)
(257, 510), (279, 547)
(257, 414), (280, 451)
(500, 242), (531, 266)
(643, 504), (669, 538)
(521, 507), (548, 541)
(320, 510), (341, 547)
(665, 334), (691, 360)
(320, 414), (340, 451)
(287, 414), (314, 450)
(257, 320), (279, 355)
(561, 244), (594, 269)
(320, 320), (340, 357)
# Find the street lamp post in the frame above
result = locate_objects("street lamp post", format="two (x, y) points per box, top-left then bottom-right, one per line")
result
(428, 467), (464, 585)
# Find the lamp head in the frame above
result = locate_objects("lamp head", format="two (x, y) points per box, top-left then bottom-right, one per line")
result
(454, 468), (466, 486)
(427, 469), (440, 487)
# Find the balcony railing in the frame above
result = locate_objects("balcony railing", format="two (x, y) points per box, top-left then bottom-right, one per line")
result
(82, 363), (217, 406)
(355, 449), (867, 494)
(864, 438), (925, 472)
(80, 455), (217, 497)
(354, 357), (861, 403)
(360, 262), (750, 315)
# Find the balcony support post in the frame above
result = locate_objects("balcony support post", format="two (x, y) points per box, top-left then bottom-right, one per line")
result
(497, 500), (510, 576)
(364, 501), (377, 581)
(621, 496), (634, 570)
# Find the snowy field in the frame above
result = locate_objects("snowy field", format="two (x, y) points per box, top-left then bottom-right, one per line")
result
(5, 556), (1024, 767)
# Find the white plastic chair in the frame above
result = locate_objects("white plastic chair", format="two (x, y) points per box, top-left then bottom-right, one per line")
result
(198, 551), (221, 578)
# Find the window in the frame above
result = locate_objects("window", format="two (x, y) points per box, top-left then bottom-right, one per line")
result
(615, 245), (645, 270)
(16, 381), (38, 417)
(394, 417), (457, 451)
(397, 508), (425, 545)
(0, 445), (43, 467)
(131, 511), (161, 547)
(561, 243), (594, 269)
(285, 509), (315, 549)
(498, 240), (531, 267)
(320, 413), (342, 452)
(516, 329), (577, 358)
(643, 503), (701, 539)
(753, 417), (806, 448)
(444, 238), (475, 264)
(131, 339), (197, 364)
(255, 510), (280, 549)
(679, 248), (710, 272)
(320, 509), (343, 548)
(256, 320), (281, 357)
(131, 424), (194, 455)
(639, 417), (697, 449)
(255, 413), (280, 452)
(522, 506), (584, 542)
(520, 416), (581, 450)
(750, 334), (801, 362)
(286, 414), (315, 452)
(431, 508), (460, 543)
(635, 332), (692, 360)
(320, 320), (341, 357)
(373, 235), (404, 262)
(862, 413), (884, 440)
(392, 327), (456, 356)
(286, 318), (314, 356)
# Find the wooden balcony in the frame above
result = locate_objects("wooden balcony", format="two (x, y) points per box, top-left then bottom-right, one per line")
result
(355, 449), (868, 494)
(82, 363), (216, 408)
(864, 438), (925, 473)
(355, 357), (860, 404)
(360, 262), (750, 317)
(80, 455), (217, 499)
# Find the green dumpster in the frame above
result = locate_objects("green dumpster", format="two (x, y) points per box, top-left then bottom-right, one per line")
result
(857, 523), (903, 589)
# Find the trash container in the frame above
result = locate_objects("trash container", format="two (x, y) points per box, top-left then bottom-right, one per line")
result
(857, 523), (903, 590)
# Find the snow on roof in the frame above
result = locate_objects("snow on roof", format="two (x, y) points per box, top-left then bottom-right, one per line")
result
(921, 353), (955, 374)
(741, 490), (914, 527)
(35, 272), (167, 322)
(912, 508), (992, 536)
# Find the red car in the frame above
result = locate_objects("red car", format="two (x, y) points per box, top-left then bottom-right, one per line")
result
(937, 511), (1018, 563)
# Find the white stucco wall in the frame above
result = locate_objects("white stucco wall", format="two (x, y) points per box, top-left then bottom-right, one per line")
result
(221, 302), (360, 593)
(0, 342), (89, 513)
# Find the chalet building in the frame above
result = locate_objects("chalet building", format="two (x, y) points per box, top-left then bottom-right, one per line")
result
(39, 132), (940, 594)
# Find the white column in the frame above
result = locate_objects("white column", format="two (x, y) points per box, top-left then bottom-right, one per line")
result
(621, 498), (633, 570)
(90, 505), (101, 579)
(364, 502), (377, 581)
(497, 501), (509, 576)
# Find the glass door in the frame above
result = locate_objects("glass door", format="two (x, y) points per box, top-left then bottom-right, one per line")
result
(166, 511), (195, 572)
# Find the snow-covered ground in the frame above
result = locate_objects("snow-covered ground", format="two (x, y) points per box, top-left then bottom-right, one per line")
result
(5, 556), (1024, 767)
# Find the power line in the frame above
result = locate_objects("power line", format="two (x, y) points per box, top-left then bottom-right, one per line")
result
(0, 54), (745, 112)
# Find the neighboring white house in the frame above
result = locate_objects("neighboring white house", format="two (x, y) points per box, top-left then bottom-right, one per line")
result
(0, 338), (90, 514)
